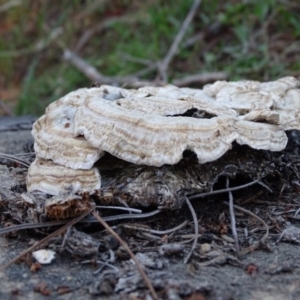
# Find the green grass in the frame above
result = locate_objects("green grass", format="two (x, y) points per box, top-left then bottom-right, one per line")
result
(0, 0), (299, 116)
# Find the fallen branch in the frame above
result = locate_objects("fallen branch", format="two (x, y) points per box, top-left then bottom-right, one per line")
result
(63, 49), (157, 88)
(63, 0), (224, 88)
(64, 48), (226, 87)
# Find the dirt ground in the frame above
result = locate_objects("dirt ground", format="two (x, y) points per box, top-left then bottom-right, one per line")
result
(1, 117), (300, 300)
(1, 236), (300, 300)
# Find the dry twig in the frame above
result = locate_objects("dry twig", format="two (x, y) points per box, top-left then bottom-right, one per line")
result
(226, 177), (240, 257)
(223, 202), (270, 256)
(189, 180), (259, 200)
(197, 253), (244, 268)
(257, 180), (273, 193)
(122, 220), (188, 236)
(62, 0), (224, 88)
(81, 259), (119, 274)
(91, 211), (158, 300)
(183, 195), (199, 264)
(137, 232), (161, 241)
(61, 225), (72, 251)
(0, 207), (94, 271)
(63, 49), (156, 88)
(240, 191), (264, 205)
(0, 152), (30, 167)
(0, 210), (162, 236)
(64, 48), (226, 87)
(96, 206), (142, 213)
(158, 0), (202, 82)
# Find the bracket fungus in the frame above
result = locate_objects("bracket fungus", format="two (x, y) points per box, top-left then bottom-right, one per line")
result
(32, 88), (104, 170)
(27, 77), (300, 202)
(26, 158), (101, 195)
(74, 97), (288, 166)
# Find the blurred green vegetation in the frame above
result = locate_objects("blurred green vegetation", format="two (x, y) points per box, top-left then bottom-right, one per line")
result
(0, 0), (299, 116)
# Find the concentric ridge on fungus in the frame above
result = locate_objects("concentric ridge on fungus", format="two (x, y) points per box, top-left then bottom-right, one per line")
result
(26, 158), (101, 195)
(32, 88), (104, 170)
(74, 97), (288, 166)
(27, 76), (300, 195)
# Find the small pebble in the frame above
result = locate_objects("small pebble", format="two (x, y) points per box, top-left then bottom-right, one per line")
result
(32, 249), (56, 264)
(201, 243), (211, 253)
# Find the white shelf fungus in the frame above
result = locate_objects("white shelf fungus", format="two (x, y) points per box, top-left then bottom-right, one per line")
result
(32, 88), (104, 170)
(26, 158), (101, 195)
(27, 77), (300, 196)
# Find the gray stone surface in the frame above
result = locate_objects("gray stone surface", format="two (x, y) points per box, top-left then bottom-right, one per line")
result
(0, 116), (35, 154)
